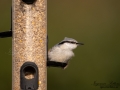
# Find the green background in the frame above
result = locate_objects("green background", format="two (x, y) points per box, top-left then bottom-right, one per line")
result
(0, 0), (120, 90)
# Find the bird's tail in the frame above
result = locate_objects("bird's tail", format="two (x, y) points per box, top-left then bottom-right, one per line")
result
(47, 61), (67, 69)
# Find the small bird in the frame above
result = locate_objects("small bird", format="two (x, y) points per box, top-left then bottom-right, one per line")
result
(47, 37), (84, 69)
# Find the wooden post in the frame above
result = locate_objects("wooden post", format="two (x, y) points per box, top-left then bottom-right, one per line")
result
(12, 0), (47, 90)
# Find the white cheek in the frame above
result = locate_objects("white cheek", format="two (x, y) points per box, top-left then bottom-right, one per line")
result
(65, 43), (77, 50)
(71, 44), (77, 49)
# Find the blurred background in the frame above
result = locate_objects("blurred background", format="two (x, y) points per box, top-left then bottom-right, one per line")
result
(0, 0), (120, 90)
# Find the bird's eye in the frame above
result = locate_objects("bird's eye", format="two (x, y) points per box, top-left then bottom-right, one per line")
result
(69, 41), (76, 44)
(71, 42), (75, 44)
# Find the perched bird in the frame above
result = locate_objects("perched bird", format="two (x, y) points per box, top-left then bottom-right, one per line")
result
(47, 37), (84, 69)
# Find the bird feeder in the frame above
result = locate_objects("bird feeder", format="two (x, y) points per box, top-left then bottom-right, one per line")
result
(0, 0), (47, 90)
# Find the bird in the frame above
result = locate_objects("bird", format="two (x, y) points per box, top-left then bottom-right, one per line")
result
(47, 37), (84, 69)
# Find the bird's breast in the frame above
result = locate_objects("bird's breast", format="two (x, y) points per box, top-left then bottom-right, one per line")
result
(48, 47), (74, 63)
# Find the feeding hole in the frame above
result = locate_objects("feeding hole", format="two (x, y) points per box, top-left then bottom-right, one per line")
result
(23, 66), (36, 79)
(22, 0), (37, 4)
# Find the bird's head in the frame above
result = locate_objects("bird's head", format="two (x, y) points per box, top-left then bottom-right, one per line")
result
(58, 37), (84, 50)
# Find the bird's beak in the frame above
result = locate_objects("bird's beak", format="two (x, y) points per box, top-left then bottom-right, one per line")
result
(77, 42), (84, 45)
